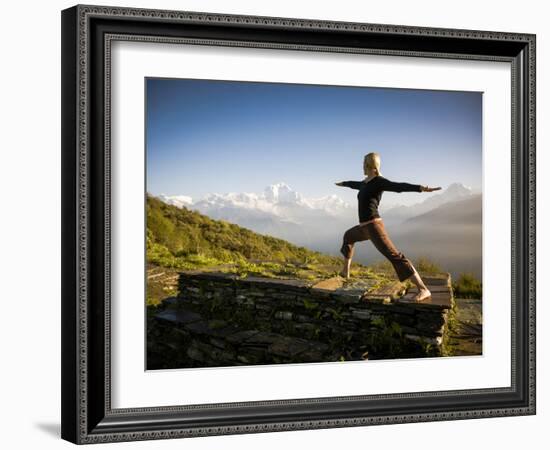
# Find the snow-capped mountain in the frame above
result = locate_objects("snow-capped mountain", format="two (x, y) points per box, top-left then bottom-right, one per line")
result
(263, 182), (301, 204)
(158, 182), (475, 227)
(156, 183), (354, 245)
(157, 194), (193, 209)
(160, 182), (353, 223)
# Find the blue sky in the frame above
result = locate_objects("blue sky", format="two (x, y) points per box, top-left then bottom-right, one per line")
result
(146, 78), (482, 204)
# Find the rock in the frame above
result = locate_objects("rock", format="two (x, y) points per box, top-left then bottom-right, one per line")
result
(294, 323), (318, 334)
(422, 273), (451, 286)
(311, 277), (345, 291)
(184, 286), (200, 294)
(396, 292), (452, 310)
(274, 311), (293, 320)
(369, 280), (406, 300)
(240, 332), (281, 346)
(268, 337), (313, 358)
(155, 309), (202, 325)
(330, 292), (362, 304)
(225, 330), (261, 345)
(361, 294), (391, 304)
(351, 309), (372, 320)
(186, 340), (236, 363)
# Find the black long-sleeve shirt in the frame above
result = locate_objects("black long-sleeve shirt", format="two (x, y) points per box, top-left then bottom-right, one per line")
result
(340, 175), (423, 223)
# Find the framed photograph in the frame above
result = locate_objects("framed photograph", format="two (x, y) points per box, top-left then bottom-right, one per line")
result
(61, 4), (536, 444)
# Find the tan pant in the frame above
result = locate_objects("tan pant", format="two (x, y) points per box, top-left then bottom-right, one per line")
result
(340, 219), (416, 282)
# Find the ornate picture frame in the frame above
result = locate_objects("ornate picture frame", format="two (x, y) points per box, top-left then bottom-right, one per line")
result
(61, 4), (536, 444)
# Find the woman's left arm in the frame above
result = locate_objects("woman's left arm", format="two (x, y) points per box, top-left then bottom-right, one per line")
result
(379, 177), (441, 193)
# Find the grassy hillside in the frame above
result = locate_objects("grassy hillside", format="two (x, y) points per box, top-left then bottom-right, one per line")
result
(148, 193), (343, 269)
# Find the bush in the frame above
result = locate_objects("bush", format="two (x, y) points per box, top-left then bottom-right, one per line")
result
(415, 257), (442, 274)
(453, 273), (482, 299)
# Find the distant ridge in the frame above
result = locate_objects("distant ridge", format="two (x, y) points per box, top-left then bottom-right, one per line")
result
(404, 194), (482, 226)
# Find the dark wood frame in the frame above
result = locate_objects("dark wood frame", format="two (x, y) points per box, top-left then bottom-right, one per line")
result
(61, 4), (536, 444)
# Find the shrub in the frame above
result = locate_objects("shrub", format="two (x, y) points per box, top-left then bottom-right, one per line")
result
(415, 257), (442, 274)
(453, 273), (482, 299)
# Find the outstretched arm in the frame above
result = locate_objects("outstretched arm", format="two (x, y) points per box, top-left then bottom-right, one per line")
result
(335, 181), (363, 190)
(378, 177), (442, 193)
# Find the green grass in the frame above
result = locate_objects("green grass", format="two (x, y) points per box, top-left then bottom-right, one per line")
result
(453, 273), (482, 299)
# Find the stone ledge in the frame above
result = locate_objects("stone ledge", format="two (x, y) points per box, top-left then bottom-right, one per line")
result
(148, 270), (456, 368)
(178, 271), (454, 311)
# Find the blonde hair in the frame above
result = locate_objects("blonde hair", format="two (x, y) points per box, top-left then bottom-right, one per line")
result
(364, 152), (382, 176)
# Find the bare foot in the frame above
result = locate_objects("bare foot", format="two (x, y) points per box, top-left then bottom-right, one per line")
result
(339, 270), (350, 279)
(413, 289), (431, 302)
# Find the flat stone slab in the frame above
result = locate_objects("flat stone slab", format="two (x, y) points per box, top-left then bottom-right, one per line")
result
(422, 273), (451, 286)
(243, 276), (314, 290)
(424, 284), (453, 293)
(155, 309), (203, 325)
(225, 330), (261, 344)
(181, 270), (316, 290)
(311, 277), (345, 291)
(240, 331), (282, 346)
(396, 291), (453, 310)
(361, 294), (392, 304)
(268, 335), (329, 359)
(372, 281), (406, 297)
(329, 278), (378, 301)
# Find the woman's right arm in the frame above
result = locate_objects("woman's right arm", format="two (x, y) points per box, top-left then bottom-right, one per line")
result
(335, 181), (363, 190)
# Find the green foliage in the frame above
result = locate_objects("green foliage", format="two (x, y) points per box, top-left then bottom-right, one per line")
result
(414, 256), (443, 274)
(453, 273), (482, 299)
(371, 316), (386, 328)
(302, 298), (318, 310)
(327, 307), (344, 321)
(389, 321), (403, 337)
(440, 303), (459, 357)
(362, 316), (437, 359)
(146, 296), (161, 307)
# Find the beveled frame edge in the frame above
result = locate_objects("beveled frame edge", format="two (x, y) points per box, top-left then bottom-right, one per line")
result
(61, 4), (536, 445)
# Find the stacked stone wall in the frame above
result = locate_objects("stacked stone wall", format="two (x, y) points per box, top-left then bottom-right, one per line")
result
(147, 271), (453, 369)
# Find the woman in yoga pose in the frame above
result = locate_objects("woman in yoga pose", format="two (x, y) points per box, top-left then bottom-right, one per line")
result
(335, 152), (441, 302)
